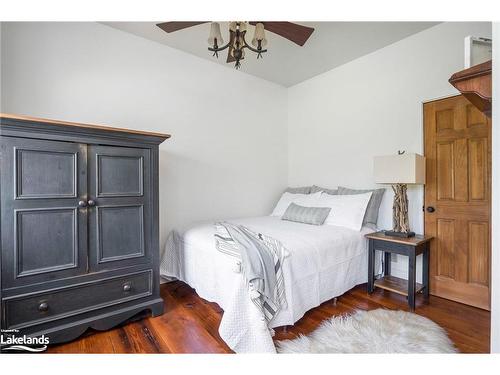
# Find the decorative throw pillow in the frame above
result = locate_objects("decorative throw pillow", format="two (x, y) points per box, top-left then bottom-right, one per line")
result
(337, 186), (385, 229)
(315, 192), (373, 231)
(310, 185), (338, 195)
(285, 186), (312, 194)
(281, 203), (331, 226)
(271, 192), (322, 217)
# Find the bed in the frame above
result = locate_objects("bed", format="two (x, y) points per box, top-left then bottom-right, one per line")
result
(160, 215), (372, 353)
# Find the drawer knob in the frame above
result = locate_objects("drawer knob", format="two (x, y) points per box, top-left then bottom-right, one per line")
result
(38, 302), (49, 312)
(78, 200), (88, 208)
(87, 199), (96, 207)
(123, 283), (132, 292)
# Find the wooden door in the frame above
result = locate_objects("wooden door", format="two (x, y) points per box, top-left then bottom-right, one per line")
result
(87, 145), (152, 271)
(0, 137), (88, 289)
(424, 95), (491, 310)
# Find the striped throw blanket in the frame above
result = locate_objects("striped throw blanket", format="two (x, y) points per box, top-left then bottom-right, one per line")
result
(215, 222), (287, 324)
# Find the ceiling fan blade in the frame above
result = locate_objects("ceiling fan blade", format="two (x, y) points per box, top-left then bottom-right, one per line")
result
(249, 22), (314, 46)
(156, 22), (208, 33)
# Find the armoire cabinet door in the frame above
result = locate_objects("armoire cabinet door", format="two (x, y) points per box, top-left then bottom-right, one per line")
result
(87, 145), (151, 270)
(0, 137), (88, 289)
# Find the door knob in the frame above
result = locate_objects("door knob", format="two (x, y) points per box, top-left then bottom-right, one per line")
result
(78, 200), (88, 208)
(87, 199), (96, 207)
(426, 206), (435, 213)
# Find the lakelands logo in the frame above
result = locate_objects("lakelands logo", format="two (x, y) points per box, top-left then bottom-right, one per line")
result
(0, 329), (49, 353)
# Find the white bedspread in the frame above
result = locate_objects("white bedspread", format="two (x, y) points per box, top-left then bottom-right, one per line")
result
(160, 216), (372, 353)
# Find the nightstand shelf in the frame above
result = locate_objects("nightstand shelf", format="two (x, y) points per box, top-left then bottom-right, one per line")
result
(374, 275), (424, 297)
(365, 232), (433, 310)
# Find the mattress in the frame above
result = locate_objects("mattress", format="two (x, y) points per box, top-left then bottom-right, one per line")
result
(160, 216), (372, 353)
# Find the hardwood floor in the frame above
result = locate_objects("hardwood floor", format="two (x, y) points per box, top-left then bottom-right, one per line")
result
(47, 281), (490, 354)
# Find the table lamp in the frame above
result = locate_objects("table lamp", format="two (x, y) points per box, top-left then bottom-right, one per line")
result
(373, 151), (425, 238)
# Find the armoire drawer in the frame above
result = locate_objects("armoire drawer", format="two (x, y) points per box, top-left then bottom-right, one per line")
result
(3, 270), (153, 329)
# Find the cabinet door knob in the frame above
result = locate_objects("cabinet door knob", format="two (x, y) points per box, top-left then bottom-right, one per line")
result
(123, 283), (132, 292)
(38, 302), (49, 312)
(78, 200), (88, 208)
(87, 199), (96, 207)
(426, 206), (435, 213)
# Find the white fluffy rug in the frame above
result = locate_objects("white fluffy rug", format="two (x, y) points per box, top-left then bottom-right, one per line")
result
(276, 309), (457, 353)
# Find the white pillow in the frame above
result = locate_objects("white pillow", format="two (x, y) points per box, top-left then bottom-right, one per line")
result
(313, 192), (373, 231)
(271, 192), (322, 217)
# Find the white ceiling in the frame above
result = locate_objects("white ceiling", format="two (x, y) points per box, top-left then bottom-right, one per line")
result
(102, 22), (440, 87)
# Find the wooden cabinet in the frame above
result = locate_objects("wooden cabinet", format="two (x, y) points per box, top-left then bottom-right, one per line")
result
(0, 114), (169, 343)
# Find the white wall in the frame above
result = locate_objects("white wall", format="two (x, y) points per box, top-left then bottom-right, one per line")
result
(491, 22), (500, 354)
(287, 22), (492, 280)
(0, 22), (288, 248)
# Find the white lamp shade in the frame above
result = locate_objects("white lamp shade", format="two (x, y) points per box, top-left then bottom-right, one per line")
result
(252, 22), (268, 47)
(207, 22), (223, 46)
(373, 153), (426, 184)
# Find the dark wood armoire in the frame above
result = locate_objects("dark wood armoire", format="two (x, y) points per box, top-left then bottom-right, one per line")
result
(0, 113), (169, 344)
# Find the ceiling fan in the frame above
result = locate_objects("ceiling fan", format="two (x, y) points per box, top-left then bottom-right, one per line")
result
(156, 21), (315, 69)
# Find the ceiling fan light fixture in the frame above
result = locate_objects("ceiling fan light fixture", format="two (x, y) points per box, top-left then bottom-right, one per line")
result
(207, 21), (270, 68)
(251, 22), (267, 48)
(158, 21), (314, 67)
(207, 22), (223, 47)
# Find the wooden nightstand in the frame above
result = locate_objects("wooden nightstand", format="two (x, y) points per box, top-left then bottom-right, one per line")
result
(365, 232), (433, 310)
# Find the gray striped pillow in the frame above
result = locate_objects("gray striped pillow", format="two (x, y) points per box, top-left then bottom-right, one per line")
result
(285, 186), (312, 194)
(281, 203), (331, 226)
(310, 185), (338, 195)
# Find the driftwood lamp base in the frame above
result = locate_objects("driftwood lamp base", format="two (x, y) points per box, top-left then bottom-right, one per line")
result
(385, 183), (415, 238)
